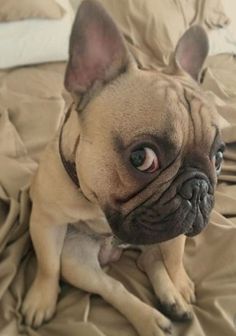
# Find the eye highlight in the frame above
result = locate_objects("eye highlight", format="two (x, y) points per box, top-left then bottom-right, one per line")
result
(130, 147), (159, 173)
(214, 149), (224, 174)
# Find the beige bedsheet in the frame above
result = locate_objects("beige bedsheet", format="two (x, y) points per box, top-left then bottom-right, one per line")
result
(0, 2), (236, 336)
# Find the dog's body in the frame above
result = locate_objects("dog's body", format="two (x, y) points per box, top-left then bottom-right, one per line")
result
(22, 1), (224, 335)
(25, 129), (193, 334)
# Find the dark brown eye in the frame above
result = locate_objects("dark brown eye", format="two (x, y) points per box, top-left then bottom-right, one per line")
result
(130, 147), (159, 173)
(214, 150), (223, 174)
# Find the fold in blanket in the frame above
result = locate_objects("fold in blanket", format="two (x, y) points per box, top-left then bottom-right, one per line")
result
(0, 3), (236, 336)
(99, 0), (230, 69)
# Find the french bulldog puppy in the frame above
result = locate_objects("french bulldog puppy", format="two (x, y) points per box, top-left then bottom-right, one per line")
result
(22, 0), (224, 335)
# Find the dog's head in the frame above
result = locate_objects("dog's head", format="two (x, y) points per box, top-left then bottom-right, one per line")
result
(64, 0), (224, 245)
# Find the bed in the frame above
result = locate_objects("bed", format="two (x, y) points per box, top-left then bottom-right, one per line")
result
(0, 0), (236, 335)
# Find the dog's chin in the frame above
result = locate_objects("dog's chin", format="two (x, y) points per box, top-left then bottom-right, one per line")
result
(106, 196), (214, 245)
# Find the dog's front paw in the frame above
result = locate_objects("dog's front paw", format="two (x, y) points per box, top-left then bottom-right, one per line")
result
(22, 276), (59, 328)
(157, 287), (193, 322)
(141, 259), (194, 322)
(171, 266), (196, 305)
(156, 266), (196, 322)
(136, 307), (172, 336)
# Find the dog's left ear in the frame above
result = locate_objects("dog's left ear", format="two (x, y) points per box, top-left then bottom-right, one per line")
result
(174, 25), (209, 81)
(64, 0), (129, 96)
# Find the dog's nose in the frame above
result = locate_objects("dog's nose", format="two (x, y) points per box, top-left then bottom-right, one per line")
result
(179, 178), (209, 202)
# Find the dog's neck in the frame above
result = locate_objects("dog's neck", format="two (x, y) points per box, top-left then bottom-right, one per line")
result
(59, 104), (81, 186)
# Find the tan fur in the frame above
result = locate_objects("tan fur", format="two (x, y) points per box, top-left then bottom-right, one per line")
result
(21, 1), (222, 334)
(21, 67), (220, 334)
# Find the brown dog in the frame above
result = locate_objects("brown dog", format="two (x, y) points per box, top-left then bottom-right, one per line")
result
(22, 1), (224, 335)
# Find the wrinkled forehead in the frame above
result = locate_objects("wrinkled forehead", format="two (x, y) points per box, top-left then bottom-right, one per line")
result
(84, 68), (218, 148)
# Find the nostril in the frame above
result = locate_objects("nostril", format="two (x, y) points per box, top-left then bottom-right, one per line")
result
(199, 180), (209, 200)
(179, 179), (209, 201)
(179, 180), (194, 200)
(179, 185), (192, 200)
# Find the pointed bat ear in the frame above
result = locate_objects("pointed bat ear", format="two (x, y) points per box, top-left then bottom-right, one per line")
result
(174, 25), (209, 81)
(64, 0), (129, 95)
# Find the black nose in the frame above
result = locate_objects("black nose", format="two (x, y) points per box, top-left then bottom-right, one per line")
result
(179, 178), (209, 202)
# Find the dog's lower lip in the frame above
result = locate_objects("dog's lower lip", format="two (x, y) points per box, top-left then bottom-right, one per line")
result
(117, 204), (206, 242)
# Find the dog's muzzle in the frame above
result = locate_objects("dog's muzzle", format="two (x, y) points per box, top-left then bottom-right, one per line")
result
(105, 173), (214, 245)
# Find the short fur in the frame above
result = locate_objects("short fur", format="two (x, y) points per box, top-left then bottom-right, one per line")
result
(21, 1), (223, 335)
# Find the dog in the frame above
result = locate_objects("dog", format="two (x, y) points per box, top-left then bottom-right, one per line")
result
(21, 0), (225, 335)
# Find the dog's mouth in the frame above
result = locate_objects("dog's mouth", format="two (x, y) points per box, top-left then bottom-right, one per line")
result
(105, 174), (214, 245)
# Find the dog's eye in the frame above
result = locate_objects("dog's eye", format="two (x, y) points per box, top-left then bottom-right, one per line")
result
(130, 147), (159, 173)
(214, 150), (224, 174)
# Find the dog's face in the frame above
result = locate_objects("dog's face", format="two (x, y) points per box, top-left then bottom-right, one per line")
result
(64, 0), (224, 245)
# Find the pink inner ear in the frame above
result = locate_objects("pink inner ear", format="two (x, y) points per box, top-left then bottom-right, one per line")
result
(177, 44), (199, 77)
(81, 23), (119, 78)
(175, 26), (209, 80)
(70, 24), (111, 91)
(65, 0), (127, 93)
(70, 26), (123, 91)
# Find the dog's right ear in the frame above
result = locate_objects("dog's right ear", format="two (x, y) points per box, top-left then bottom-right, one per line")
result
(174, 25), (209, 81)
(64, 0), (129, 97)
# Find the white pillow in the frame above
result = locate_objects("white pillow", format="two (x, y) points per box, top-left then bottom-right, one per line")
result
(69, 0), (82, 10)
(208, 0), (236, 55)
(208, 27), (236, 56)
(222, 0), (236, 33)
(0, 0), (74, 69)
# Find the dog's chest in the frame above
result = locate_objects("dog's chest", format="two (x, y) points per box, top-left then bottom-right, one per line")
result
(68, 221), (131, 267)
(98, 236), (123, 266)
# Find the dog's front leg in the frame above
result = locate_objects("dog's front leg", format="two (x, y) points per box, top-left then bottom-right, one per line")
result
(159, 235), (196, 305)
(61, 231), (172, 336)
(22, 205), (67, 328)
(138, 235), (195, 321)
